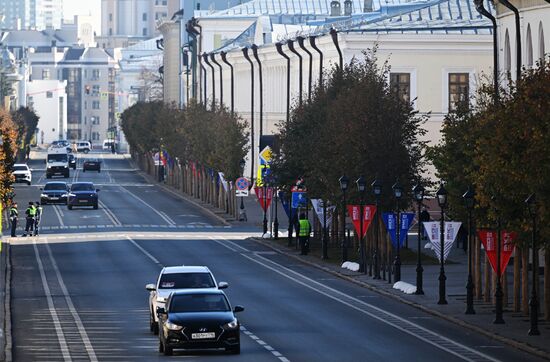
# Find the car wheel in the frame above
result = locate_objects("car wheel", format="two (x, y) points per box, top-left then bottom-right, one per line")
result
(46, 174), (51, 179)
(68, 205), (73, 210)
(163, 345), (173, 356)
(93, 203), (98, 210)
(226, 344), (240, 355)
(84, 149), (89, 154)
(42, 201), (47, 205)
(27, 181), (31, 185)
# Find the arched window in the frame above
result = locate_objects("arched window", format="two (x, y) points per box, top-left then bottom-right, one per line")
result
(539, 22), (546, 61)
(504, 29), (511, 73)
(526, 24), (533, 68)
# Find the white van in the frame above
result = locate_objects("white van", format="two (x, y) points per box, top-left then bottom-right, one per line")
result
(102, 139), (117, 151)
(46, 147), (70, 178)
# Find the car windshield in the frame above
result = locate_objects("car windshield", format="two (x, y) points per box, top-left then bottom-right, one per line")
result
(48, 154), (68, 162)
(86, 159), (98, 163)
(159, 272), (215, 289)
(170, 294), (230, 313)
(71, 183), (94, 191)
(13, 165), (27, 171)
(44, 183), (67, 190)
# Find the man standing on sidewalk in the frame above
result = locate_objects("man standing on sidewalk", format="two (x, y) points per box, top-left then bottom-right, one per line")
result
(34, 201), (43, 236)
(9, 202), (18, 237)
(22, 201), (36, 237)
(298, 213), (311, 255)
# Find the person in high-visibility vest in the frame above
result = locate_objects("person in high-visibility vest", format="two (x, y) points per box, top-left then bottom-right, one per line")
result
(298, 213), (311, 255)
(34, 201), (43, 236)
(9, 202), (18, 237)
(22, 201), (36, 237)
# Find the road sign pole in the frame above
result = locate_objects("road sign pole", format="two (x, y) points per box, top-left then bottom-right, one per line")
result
(322, 201), (328, 260)
(273, 189), (279, 239)
(494, 216), (505, 324)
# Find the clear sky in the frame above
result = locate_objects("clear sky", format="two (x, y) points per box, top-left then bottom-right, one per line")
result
(63, 0), (101, 34)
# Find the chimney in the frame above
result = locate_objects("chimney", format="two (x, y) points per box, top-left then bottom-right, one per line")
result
(363, 0), (373, 12)
(330, 1), (341, 16)
(51, 40), (57, 54)
(344, 0), (352, 15)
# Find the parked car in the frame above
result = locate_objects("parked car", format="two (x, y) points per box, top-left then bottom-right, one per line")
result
(157, 290), (243, 355)
(82, 158), (101, 172)
(67, 182), (99, 210)
(40, 182), (69, 204)
(74, 141), (91, 153)
(146, 266), (228, 335)
(102, 139), (117, 151)
(68, 154), (77, 169)
(12, 164), (32, 185)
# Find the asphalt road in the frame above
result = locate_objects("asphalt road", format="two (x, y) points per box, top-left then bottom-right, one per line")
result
(7, 152), (544, 361)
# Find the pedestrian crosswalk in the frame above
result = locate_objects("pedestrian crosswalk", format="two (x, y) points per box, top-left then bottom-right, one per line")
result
(13, 223), (231, 232)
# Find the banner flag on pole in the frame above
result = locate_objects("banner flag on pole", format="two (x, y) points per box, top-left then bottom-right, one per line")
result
(347, 205), (377, 238)
(382, 212), (416, 248)
(254, 186), (273, 212)
(279, 191), (292, 218)
(310, 199), (336, 228)
(478, 230), (517, 276)
(423, 221), (462, 262)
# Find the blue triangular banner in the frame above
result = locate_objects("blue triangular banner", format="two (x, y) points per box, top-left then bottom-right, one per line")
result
(382, 212), (416, 247)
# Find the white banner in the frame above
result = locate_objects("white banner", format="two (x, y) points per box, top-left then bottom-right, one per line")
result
(218, 172), (228, 192)
(310, 199), (336, 228)
(423, 221), (462, 262)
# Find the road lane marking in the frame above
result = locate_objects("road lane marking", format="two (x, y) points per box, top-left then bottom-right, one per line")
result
(118, 187), (176, 225)
(209, 236), (249, 252)
(240, 251), (500, 362)
(44, 238), (98, 362)
(125, 236), (163, 266)
(52, 205), (65, 227)
(98, 200), (122, 226)
(32, 241), (71, 362)
(240, 325), (289, 362)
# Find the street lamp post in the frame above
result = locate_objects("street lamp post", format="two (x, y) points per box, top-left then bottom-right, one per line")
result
(339, 176), (349, 263)
(371, 178), (382, 279)
(238, 159), (247, 222)
(288, 191), (294, 247)
(413, 183), (425, 295)
(158, 137), (163, 182)
(273, 181), (279, 240)
(436, 183), (448, 305)
(463, 186), (476, 314)
(493, 195), (505, 324)
(356, 176), (367, 274)
(525, 193), (540, 336)
(262, 171), (269, 235)
(393, 180), (403, 282)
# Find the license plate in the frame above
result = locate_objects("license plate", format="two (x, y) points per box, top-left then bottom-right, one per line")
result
(79, 199), (88, 203)
(50, 197), (59, 200)
(191, 332), (215, 339)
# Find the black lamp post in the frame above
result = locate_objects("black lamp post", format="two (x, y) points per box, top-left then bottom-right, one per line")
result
(492, 195), (505, 324)
(238, 159), (247, 221)
(525, 193), (540, 335)
(339, 175), (350, 263)
(262, 166), (268, 235)
(436, 183), (448, 305)
(392, 180), (403, 282)
(273, 179), (279, 240)
(463, 186), (476, 314)
(357, 176), (367, 274)
(413, 183), (425, 295)
(158, 137), (164, 182)
(372, 178), (382, 279)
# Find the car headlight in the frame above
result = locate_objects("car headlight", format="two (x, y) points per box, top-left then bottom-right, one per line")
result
(40, 194), (47, 198)
(64, 165), (68, 168)
(165, 321), (183, 331)
(224, 319), (238, 329)
(67, 193), (76, 197)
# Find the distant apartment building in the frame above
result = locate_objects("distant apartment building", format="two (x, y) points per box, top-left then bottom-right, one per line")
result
(0, 0), (63, 30)
(27, 79), (67, 144)
(29, 46), (118, 144)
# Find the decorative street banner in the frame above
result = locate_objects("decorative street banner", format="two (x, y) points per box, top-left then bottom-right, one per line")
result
(279, 191), (292, 218)
(423, 221), (462, 262)
(347, 205), (377, 238)
(310, 199), (336, 228)
(478, 230), (517, 276)
(382, 212), (416, 248)
(254, 186), (273, 212)
(291, 191), (308, 209)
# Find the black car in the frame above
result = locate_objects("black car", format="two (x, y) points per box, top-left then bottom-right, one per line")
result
(40, 182), (69, 204)
(68, 154), (77, 169)
(82, 158), (101, 172)
(157, 290), (243, 356)
(67, 182), (99, 209)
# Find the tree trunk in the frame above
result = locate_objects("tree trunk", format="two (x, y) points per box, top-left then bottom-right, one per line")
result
(522, 244), (529, 315)
(503, 269), (508, 308)
(475, 235), (482, 299)
(513, 247), (520, 312)
(484, 253), (491, 302)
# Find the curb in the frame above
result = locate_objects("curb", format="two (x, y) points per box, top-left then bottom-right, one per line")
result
(3, 239), (12, 362)
(249, 237), (550, 361)
(124, 155), (230, 227)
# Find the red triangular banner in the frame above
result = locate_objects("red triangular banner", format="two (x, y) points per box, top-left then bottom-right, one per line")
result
(347, 205), (377, 238)
(254, 186), (273, 212)
(478, 230), (517, 276)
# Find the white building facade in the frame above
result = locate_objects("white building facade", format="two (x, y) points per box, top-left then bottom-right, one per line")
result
(26, 79), (67, 144)
(0, 0), (63, 30)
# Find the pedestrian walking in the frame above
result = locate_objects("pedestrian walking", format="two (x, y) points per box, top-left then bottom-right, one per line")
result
(34, 201), (43, 236)
(419, 207), (430, 241)
(22, 201), (36, 237)
(25, 144), (31, 161)
(9, 202), (18, 237)
(298, 213), (311, 255)
(111, 142), (116, 154)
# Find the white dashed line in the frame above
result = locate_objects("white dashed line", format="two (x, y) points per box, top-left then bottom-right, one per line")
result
(240, 325), (289, 361)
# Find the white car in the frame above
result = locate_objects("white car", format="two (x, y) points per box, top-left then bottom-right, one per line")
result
(12, 164), (32, 185)
(145, 266), (228, 335)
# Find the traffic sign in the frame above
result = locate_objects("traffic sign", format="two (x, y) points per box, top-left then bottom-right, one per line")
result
(291, 191), (307, 209)
(478, 230), (516, 276)
(235, 177), (249, 191)
(254, 186), (273, 211)
(347, 205), (377, 238)
(259, 146), (272, 165)
(236, 189), (248, 197)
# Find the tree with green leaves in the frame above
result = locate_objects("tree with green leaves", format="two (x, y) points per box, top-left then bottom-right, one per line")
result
(0, 108), (19, 203)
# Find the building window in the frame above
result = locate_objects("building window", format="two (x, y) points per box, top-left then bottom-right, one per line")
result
(109, 28), (113, 36)
(526, 24), (534, 68)
(142, 13), (147, 21)
(92, 101), (100, 109)
(92, 132), (100, 141)
(46, 91), (53, 98)
(448, 73), (469, 111)
(92, 85), (100, 96)
(504, 30), (511, 73)
(42, 69), (50, 79)
(539, 22), (545, 61)
(92, 69), (100, 79)
(109, 13), (112, 21)
(142, 28), (147, 36)
(390, 73), (410, 104)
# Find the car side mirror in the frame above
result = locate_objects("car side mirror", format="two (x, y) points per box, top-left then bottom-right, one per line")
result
(145, 283), (156, 291)
(217, 282), (228, 289)
(233, 305), (244, 313)
(30, 168), (34, 171)
(156, 307), (166, 315)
